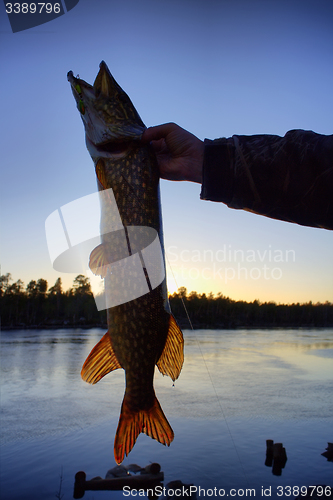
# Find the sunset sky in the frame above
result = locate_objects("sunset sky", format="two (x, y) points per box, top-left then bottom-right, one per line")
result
(1, 0), (332, 304)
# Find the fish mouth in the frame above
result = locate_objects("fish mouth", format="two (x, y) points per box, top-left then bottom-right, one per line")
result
(68, 62), (146, 146)
(95, 140), (131, 154)
(67, 70), (77, 87)
(85, 136), (132, 159)
(67, 62), (124, 101)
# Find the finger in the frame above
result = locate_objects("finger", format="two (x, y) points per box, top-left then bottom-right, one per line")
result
(149, 138), (166, 152)
(141, 123), (179, 143)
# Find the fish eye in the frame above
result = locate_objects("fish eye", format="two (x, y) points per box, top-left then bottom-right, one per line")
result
(79, 99), (85, 115)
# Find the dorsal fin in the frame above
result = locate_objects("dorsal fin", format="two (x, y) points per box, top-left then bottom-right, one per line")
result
(81, 331), (122, 384)
(157, 314), (184, 382)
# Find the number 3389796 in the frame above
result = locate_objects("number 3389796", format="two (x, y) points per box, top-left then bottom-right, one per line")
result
(5, 3), (61, 14)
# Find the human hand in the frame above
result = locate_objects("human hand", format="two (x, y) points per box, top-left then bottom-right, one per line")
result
(141, 123), (204, 183)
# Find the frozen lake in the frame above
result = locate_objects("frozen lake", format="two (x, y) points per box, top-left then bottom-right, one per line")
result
(1, 328), (332, 499)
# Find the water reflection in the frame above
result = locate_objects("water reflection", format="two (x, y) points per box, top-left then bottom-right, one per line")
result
(1, 328), (332, 500)
(166, 329), (333, 421)
(0, 328), (123, 443)
(0, 328), (100, 382)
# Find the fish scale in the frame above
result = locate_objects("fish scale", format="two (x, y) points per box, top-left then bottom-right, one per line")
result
(68, 61), (184, 464)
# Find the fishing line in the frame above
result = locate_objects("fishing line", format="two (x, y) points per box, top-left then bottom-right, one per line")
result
(165, 255), (194, 329)
(165, 253), (250, 488)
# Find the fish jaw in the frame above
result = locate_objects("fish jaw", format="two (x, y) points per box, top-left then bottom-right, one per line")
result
(67, 61), (146, 148)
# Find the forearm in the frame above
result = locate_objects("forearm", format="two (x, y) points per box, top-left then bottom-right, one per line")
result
(201, 130), (333, 230)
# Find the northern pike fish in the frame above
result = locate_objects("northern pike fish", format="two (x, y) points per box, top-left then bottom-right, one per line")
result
(67, 61), (184, 464)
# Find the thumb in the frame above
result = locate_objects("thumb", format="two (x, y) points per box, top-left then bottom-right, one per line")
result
(141, 123), (180, 143)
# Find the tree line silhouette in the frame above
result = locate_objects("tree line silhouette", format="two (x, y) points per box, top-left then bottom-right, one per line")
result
(171, 287), (333, 328)
(0, 273), (105, 329)
(1, 273), (332, 329)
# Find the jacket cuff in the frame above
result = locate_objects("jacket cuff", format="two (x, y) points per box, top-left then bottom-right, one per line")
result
(200, 138), (235, 204)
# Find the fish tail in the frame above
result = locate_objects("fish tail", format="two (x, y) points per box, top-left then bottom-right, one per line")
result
(114, 393), (174, 464)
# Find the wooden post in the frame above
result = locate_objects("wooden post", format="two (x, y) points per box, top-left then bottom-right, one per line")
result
(73, 464), (163, 499)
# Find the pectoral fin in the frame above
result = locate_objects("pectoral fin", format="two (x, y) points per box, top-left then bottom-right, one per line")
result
(89, 243), (108, 278)
(157, 314), (184, 382)
(81, 331), (122, 384)
(95, 158), (108, 189)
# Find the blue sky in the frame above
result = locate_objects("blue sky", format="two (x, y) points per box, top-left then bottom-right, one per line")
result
(1, 0), (332, 303)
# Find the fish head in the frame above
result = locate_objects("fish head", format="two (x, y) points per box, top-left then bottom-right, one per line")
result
(67, 61), (146, 156)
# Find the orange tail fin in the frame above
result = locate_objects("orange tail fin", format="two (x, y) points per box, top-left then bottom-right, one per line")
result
(114, 393), (174, 464)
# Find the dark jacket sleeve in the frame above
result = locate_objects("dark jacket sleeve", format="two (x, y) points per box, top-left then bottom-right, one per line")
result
(200, 130), (333, 230)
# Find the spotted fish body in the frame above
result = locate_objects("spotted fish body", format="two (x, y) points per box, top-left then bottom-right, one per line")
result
(67, 62), (184, 464)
